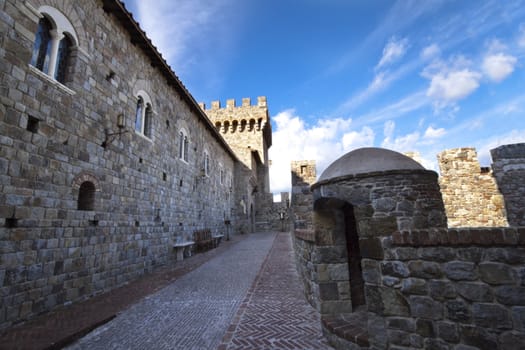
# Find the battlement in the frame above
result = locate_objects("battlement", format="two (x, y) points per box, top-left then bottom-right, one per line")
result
(202, 96), (272, 150)
(200, 96), (267, 110)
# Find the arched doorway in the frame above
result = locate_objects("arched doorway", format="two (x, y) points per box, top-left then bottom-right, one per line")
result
(344, 204), (365, 308)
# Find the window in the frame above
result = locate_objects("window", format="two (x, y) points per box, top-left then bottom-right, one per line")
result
(220, 168), (224, 185)
(204, 152), (210, 176)
(30, 17), (52, 73)
(29, 7), (78, 84)
(134, 95), (153, 138)
(78, 181), (95, 210)
(179, 130), (189, 162)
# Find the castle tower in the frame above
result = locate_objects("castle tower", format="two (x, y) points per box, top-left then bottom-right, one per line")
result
(203, 97), (273, 233)
(203, 97), (272, 193)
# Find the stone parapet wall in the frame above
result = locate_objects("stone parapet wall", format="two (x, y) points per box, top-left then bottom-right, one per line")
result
(491, 143), (525, 226)
(362, 226), (525, 349)
(437, 148), (507, 228)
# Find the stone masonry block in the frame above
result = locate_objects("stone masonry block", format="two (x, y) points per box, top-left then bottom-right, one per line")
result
(381, 261), (409, 278)
(408, 260), (442, 279)
(512, 306), (525, 331)
(444, 261), (478, 281)
(446, 300), (471, 323)
(319, 282), (339, 301)
(472, 303), (512, 329)
(455, 282), (493, 302)
(494, 286), (525, 306)
(479, 262), (517, 285)
(410, 295), (443, 320)
(460, 324), (498, 350)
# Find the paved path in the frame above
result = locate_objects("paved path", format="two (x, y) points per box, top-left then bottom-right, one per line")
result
(219, 232), (332, 350)
(64, 231), (331, 350)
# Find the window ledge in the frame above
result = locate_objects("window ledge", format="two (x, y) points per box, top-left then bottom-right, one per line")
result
(28, 64), (76, 96)
(134, 130), (153, 142)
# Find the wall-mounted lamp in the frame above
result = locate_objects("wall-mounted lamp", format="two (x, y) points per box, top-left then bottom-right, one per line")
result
(102, 113), (128, 149)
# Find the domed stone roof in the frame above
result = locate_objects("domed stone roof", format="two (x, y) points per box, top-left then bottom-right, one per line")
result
(318, 147), (425, 182)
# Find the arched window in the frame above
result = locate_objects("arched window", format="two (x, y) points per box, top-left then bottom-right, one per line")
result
(78, 181), (95, 210)
(179, 130), (189, 162)
(29, 7), (78, 84)
(134, 95), (153, 139)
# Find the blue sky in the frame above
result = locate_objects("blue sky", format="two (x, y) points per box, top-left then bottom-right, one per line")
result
(123, 0), (525, 197)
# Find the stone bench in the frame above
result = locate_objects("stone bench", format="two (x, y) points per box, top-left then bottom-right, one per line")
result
(212, 234), (224, 248)
(173, 241), (194, 261)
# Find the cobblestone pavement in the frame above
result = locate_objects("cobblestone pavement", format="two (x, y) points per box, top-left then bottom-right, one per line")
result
(66, 232), (277, 350)
(219, 232), (333, 350)
(0, 234), (247, 350)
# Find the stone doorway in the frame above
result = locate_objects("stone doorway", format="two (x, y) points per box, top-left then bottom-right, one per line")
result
(250, 204), (255, 233)
(343, 204), (365, 309)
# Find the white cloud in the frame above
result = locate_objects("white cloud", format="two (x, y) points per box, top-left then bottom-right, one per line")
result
(421, 44), (440, 60)
(268, 110), (375, 194)
(342, 127), (375, 150)
(381, 120), (420, 152)
(134, 0), (238, 75)
(426, 69), (481, 104)
(376, 37), (409, 69)
(421, 56), (483, 109)
(423, 126), (446, 138)
(482, 53), (517, 82)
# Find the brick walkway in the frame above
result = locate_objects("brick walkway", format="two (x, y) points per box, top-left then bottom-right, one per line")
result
(219, 232), (332, 350)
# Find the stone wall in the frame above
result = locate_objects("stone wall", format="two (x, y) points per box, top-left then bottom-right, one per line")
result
(0, 0), (239, 329)
(491, 143), (525, 226)
(437, 148), (507, 228)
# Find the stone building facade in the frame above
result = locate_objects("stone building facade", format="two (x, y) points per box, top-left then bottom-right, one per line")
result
(437, 148), (507, 227)
(292, 147), (525, 349)
(0, 0), (273, 329)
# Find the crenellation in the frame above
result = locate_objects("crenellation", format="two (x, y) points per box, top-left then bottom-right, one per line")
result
(211, 100), (220, 109)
